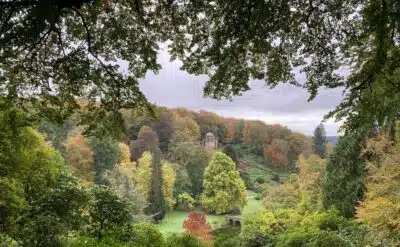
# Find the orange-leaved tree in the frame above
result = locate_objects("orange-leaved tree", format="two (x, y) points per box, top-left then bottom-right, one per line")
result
(263, 139), (290, 167)
(183, 211), (213, 243)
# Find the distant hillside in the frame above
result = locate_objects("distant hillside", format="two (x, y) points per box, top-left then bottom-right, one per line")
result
(326, 136), (338, 144)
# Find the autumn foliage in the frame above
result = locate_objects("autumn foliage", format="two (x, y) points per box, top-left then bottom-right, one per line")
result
(64, 135), (94, 185)
(222, 118), (237, 143)
(263, 139), (290, 167)
(183, 211), (212, 243)
(356, 129), (400, 239)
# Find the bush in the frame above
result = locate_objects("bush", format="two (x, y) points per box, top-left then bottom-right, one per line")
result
(313, 209), (349, 231)
(230, 207), (241, 215)
(130, 223), (165, 247)
(271, 174), (280, 183)
(89, 186), (134, 237)
(310, 231), (352, 247)
(177, 193), (196, 211)
(222, 144), (239, 164)
(255, 177), (266, 184)
(0, 233), (18, 247)
(213, 235), (240, 247)
(253, 185), (266, 194)
(276, 227), (319, 247)
(232, 144), (247, 159)
(63, 225), (166, 247)
(62, 235), (108, 247)
(241, 233), (276, 247)
(165, 233), (206, 247)
(240, 212), (279, 247)
(239, 170), (255, 190)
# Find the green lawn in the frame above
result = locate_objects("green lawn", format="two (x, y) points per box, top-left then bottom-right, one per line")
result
(157, 191), (263, 234)
(242, 190), (263, 215)
(156, 211), (226, 234)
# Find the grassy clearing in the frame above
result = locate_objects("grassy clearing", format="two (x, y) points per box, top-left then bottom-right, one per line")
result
(157, 191), (263, 234)
(242, 190), (263, 215)
(156, 211), (226, 234)
(238, 149), (291, 193)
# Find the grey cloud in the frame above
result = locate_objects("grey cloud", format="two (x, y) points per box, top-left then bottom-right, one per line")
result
(138, 51), (344, 136)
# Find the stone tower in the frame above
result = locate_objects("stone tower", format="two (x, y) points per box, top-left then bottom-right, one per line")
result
(203, 132), (218, 149)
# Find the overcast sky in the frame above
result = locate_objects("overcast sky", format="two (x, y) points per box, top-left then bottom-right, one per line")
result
(138, 51), (344, 136)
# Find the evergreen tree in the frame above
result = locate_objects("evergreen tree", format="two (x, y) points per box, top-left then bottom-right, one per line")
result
(201, 152), (247, 214)
(222, 144), (239, 166)
(38, 119), (73, 154)
(313, 123), (327, 158)
(233, 119), (245, 144)
(323, 134), (366, 218)
(151, 111), (174, 153)
(145, 147), (166, 222)
(89, 138), (121, 185)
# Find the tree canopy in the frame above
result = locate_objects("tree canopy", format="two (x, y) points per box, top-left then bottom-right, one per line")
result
(201, 152), (247, 214)
(3, 0), (399, 135)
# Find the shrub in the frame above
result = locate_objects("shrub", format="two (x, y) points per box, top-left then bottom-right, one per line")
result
(276, 227), (320, 247)
(255, 194), (263, 201)
(0, 233), (18, 247)
(222, 144), (239, 164)
(89, 186), (134, 237)
(313, 209), (349, 231)
(177, 193), (196, 211)
(230, 207), (241, 215)
(239, 170), (255, 190)
(241, 233), (276, 247)
(253, 185), (266, 194)
(271, 173), (280, 183)
(240, 212), (279, 246)
(310, 231), (352, 247)
(213, 235), (240, 247)
(130, 223), (165, 247)
(165, 233), (206, 247)
(255, 177), (266, 184)
(241, 208), (369, 247)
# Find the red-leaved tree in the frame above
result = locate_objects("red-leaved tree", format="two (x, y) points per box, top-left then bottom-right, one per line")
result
(183, 211), (212, 243)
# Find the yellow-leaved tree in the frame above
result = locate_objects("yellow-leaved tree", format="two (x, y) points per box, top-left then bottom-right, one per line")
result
(357, 125), (400, 242)
(263, 154), (325, 212)
(201, 152), (247, 214)
(172, 113), (201, 143)
(64, 135), (95, 186)
(162, 161), (176, 209)
(135, 152), (176, 209)
(117, 142), (136, 180)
